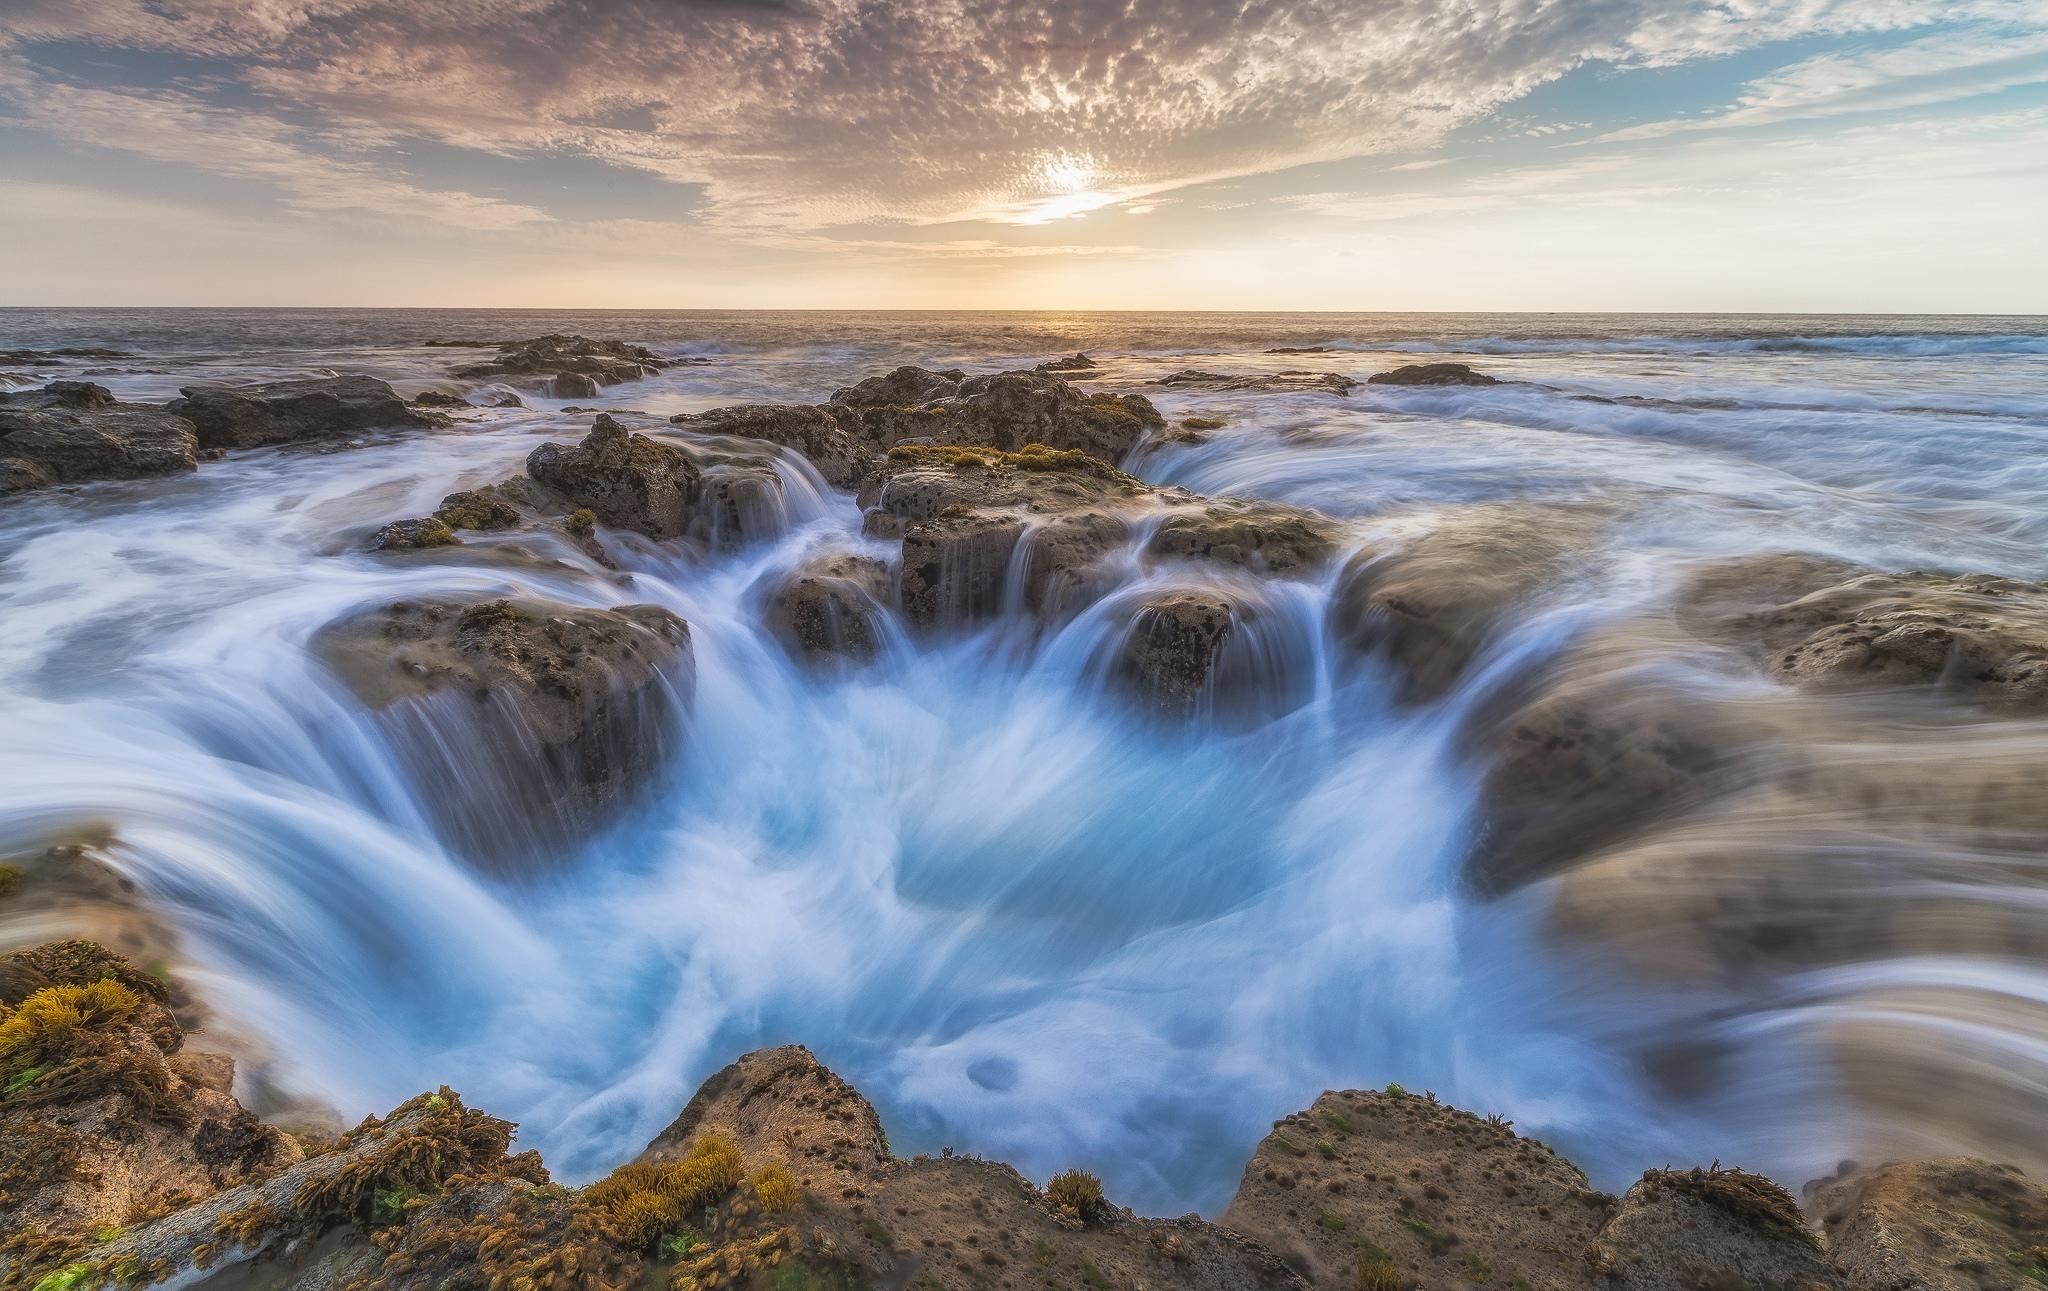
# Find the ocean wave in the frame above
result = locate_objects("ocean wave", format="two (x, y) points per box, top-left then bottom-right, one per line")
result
(1295, 333), (2048, 358)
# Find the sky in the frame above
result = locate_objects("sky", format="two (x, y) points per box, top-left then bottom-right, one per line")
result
(2, 0), (2046, 311)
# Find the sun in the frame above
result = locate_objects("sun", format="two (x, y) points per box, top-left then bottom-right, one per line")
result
(1040, 153), (1097, 195)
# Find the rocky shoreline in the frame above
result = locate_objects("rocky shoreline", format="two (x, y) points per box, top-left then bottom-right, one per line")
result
(6, 334), (2048, 1288)
(2, 936), (2043, 1291)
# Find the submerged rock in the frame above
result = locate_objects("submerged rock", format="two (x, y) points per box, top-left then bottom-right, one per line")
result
(314, 595), (692, 871)
(369, 516), (460, 551)
(168, 374), (444, 449)
(0, 380), (198, 494)
(526, 413), (702, 539)
(761, 551), (895, 665)
(1366, 361), (1501, 386)
(1037, 352), (1098, 372)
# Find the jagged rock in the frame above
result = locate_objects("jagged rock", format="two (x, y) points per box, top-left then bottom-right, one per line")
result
(314, 596), (691, 870)
(434, 485), (523, 532)
(1154, 369), (1357, 395)
(1038, 352), (1098, 372)
(858, 444), (1149, 532)
(1809, 1157), (2048, 1291)
(686, 366), (1165, 491)
(761, 552), (895, 665)
(168, 374), (444, 450)
(1366, 362), (1501, 387)
(900, 509), (1029, 628)
(451, 333), (669, 389)
(675, 404), (870, 490)
(526, 413), (702, 539)
(0, 381), (198, 494)
(636, 1046), (1307, 1291)
(1587, 1167), (1841, 1290)
(1220, 1087), (1614, 1290)
(410, 390), (469, 408)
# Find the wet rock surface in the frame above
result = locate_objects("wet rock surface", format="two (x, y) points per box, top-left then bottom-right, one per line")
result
(1366, 362), (1502, 387)
(313, 595), (692, 870)
(761, 551), (895, 665)
(0, 380), (198, 494)
(526, 413), (703, 539)
(167, 374), (444, 450)
(1155, 368), (1358, 395)
(4, 946), (2041, 1291)
(1115, 590), (1243, 718)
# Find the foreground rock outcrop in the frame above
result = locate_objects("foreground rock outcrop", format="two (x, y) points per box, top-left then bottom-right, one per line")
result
(314, 595), (692, 870)
(527, 414), (704, 539)
(6, 947), (2037, 1291)
(168, 374), (444, 449)
(0, 381), (198, 495)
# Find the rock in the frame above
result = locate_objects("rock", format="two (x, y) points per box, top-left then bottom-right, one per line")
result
(1332, 505), (1599, 703)
(1366, 362), (1500, 387)
(1587, 1167), (1840, 1290)
(1019, 508), (1134, 621)
(1115, 591), (1241, 719)
(451, 333), (670, 388)
(688, 367), (1165, 491)
(434, 485), (523, 532)
(1465, 679), (1736, 893)
(1147, 499), (1344, 577)
(858, 444), (1149, 532)
(0, 381), (198, 494)
(1810, 1157), (2048, 1291)
(900, 509), (1029, 628)
(525, 413), (702, 539)
(630, 1045), (1307, 1291)
(1701, 562), (2048, 714)
(1154, 369), (1357, 395)
(551, 371), (601, 399)
(1220, 1087), (1614, 1291)
(1265, 346), (1336, 355)
(675, 404), (871, 490)
(0, 347), (132, 365)
(411, 389), (469, 408)
(370, 517), (460, 550)
(168, 374), (444, 449)
(0, 941), (300, 1243)
(761, 552), (895, 665)
(314, 596), (692, 870)
(1038, 352), (1098, 372)
(831, 364), (967, 407)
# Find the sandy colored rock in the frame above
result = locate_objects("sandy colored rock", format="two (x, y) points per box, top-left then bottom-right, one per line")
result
(1587, 1166), (1841, 1290)
(1220, 1087), (1614, 1290)
(1810, 1157), (2048, 1291)
(1147, 497), (1344, 577)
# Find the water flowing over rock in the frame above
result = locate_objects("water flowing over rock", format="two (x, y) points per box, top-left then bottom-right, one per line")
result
(313, 595), (692, 871)
(1115, 590), (1243, 718)
(760, 550), (895, 665)
(526, 412), (703, 539)
(1037, 352), (1098, 373)
(1146, 497), (1344, 576)
(1366, 362), (1502, 386)
(449, 333), (673, 395)
(167, 374), (444, 449)
(0, 380), (197, 494)
(1154, 368), (1358, 395)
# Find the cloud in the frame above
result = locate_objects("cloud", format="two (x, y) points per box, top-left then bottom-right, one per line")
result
(5, 0), (2036, 239)
(1599, 23), (2048, 141)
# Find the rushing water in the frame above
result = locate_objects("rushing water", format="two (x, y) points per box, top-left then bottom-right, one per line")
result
(2, 309), (2046, 1214)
